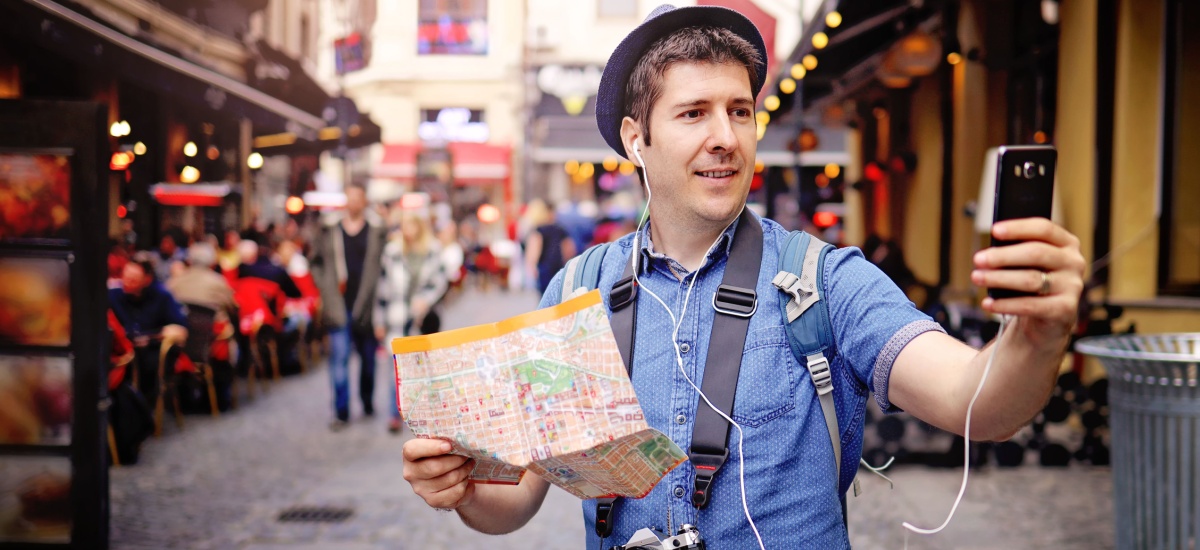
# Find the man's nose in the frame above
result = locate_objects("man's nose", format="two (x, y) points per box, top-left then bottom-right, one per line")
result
(705, 112), (738, 154)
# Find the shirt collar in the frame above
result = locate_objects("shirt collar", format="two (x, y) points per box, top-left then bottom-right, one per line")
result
(635, 212), (743, 274)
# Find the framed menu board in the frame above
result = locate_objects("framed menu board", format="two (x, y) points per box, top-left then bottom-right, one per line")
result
(0, 100), (110, 548)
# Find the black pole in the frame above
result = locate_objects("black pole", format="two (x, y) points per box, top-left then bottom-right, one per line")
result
(938, 1), (959, 287)
(1093, 0), (1117, 285)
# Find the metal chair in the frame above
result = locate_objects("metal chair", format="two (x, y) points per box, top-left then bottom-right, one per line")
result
(181, 304), (221, 418)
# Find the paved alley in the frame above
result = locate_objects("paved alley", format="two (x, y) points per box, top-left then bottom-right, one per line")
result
(109, 286), (1114, 549)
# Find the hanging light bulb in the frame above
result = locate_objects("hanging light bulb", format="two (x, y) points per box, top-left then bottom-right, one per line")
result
(183, 141), (198, 157)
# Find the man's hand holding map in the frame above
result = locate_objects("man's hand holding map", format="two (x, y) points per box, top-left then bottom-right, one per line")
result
(391, 290), (687, 500)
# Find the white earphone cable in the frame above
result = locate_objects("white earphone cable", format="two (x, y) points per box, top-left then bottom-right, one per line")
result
(630, 143), (765, 550)
(901, 315), (1010, 536)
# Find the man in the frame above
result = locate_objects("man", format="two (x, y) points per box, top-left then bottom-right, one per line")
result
(401, 5), (1085, 548)
(309, 183), (388, 430)
(166, 242), (237, 318)
(235, 240), (303, 300)
(108, 253), (189, 407)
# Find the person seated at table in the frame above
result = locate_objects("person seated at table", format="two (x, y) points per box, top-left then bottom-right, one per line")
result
(108, 253), (188, 408)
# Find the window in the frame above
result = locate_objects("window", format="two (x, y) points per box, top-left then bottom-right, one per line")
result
(418, 0), (488, 55)
(1159, 0), (1200, 295)
(598, 0), (638, 19)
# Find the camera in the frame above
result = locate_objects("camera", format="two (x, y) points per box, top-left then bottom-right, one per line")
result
(610, 524), (705, 550)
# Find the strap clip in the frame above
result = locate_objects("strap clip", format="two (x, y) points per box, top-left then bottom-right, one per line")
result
(610, 276), (637, 311)
(806, 354), (833, 396)
(712, 284), (757, 318)
(689, 449), (728, 508)
(595, 497), (616, 537)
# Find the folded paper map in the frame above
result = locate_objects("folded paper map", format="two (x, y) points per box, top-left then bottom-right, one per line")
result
(391, 290), (687, 500)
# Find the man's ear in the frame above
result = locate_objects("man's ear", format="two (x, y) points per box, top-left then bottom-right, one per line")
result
(619, 116), (642, 165)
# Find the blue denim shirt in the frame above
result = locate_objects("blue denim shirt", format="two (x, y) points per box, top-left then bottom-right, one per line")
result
(539, 213), (944, 549)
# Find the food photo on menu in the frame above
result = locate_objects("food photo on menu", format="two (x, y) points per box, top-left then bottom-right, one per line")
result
(0, 355), (72, 446)
(0, 456), (71, 543)
(0, 256), (71, 347)
(0, 151), (72, 243)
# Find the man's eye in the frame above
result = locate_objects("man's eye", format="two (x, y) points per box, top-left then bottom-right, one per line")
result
(732, 108), (751, 118)
(682, 110), (702, 119)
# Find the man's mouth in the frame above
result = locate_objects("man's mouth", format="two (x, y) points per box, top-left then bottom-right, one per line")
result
(697, 170), (737, 178)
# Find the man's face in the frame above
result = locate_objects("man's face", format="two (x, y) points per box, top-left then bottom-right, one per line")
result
(121, 263), (151, 296)
(345, 187), (367, 217)
(627, 61), (756, 229)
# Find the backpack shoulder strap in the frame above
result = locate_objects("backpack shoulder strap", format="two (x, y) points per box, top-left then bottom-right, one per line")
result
(560, 242), (611, 303)
(772, 230), (840, 484)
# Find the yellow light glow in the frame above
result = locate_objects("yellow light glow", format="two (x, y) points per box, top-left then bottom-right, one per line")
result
(183, 141), (198, 157)
(180, 166), (200, 183)
(247, 152), (264, 170)
(109, 121), (122, 137)
(477, 204), (501, 224)
(285, 196), (305, 215)
(602, 157), (619, 172)
(133, 142), (147, 156)
(764, 95), (780, 112)
(579, 162), (595, 178)
(755, 159), (765, 173)
(812, 32), (829, 50)
(802, 54), (818, 70)
(779, 77), (797, 95)
(564, 160), (579, 175)
(756, 111), (770, 126)
(619, 161), (636, 176)
(947, 52), (963, 65)
(824, 163), (841, 179)
(826, 11), (842, 28)
(791, 64), (807, 80)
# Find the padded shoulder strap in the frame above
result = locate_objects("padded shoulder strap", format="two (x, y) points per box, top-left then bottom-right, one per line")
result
(560, 242), (610, 303)
(773, 231), (840, 485)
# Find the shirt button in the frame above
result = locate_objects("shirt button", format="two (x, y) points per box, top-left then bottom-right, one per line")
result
(674, 486), (685, 498)
(679, 342), (691, 354)
(675, 414), (686, 425)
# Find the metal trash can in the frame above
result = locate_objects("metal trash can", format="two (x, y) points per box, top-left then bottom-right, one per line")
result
(1075, 333), (1200, 550)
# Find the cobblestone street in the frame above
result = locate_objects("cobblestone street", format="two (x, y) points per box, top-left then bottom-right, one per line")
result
(109, 287), (1114, 549)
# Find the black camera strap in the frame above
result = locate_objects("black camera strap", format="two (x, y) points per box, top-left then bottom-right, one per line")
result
(595, 208), (762, 538)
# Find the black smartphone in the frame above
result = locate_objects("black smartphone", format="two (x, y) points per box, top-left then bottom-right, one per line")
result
(987, 145), (1057, 300)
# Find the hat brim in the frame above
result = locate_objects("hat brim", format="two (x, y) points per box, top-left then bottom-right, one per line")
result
(595, 5), (768, 159)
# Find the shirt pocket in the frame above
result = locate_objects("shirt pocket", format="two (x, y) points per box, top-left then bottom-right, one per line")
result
(730, 326), (797, 428)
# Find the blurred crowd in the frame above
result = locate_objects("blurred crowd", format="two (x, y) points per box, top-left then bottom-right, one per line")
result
(99, 186), (644, 463)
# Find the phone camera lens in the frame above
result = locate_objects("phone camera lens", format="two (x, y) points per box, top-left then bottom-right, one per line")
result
(1022, 161), (1037, 179)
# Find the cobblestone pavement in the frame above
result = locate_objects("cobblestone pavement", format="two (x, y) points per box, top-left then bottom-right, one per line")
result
(110, 286), (1113, 549)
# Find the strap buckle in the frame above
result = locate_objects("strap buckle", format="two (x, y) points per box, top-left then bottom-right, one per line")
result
(806, 354), (833, 396)
(689, 449), (728, 508)
(711, 284), (757, 318)
(610, 276), (637, 311)
(595, 497), (616, 537)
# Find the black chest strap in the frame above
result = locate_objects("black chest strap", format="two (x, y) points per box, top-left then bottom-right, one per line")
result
(595, 208), (763, 538)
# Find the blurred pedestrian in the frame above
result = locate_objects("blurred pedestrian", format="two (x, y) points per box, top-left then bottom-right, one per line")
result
(376, 209), (448, 433)
(309, 183), (387, 430)
(524, 203), (576, 294)
(218, 229), (242, 273)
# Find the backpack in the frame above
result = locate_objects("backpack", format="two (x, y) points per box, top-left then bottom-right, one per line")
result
(561, 229), (858, 523)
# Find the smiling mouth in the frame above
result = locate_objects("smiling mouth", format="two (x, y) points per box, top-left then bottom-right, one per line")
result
(697, 170), (737, 178)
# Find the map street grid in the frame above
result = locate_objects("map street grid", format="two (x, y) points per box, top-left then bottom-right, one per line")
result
(392, 290), (687, 499)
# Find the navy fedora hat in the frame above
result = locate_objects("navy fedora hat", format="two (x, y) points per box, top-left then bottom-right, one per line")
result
(595, 4), (768, 158)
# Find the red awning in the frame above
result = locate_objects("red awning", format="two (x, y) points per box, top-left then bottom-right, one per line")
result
(150, 183), (233, 207)
(373, 142), (510, 184)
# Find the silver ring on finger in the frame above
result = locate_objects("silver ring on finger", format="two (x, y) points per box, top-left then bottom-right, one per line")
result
(1039, 271), (1052, 296)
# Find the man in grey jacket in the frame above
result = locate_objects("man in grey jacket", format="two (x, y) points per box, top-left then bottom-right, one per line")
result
(310, 183), (388, 430)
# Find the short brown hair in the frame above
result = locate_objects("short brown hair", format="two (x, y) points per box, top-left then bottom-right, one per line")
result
(624, 26), (763, 146)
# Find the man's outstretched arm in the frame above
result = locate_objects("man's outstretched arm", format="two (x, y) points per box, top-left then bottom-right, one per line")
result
(888, 218), (1086, 441)
(402, 438), (551, 534)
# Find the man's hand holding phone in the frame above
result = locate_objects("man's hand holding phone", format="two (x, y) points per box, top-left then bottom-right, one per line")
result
(972, 218), (1085, 340)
